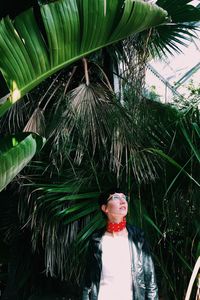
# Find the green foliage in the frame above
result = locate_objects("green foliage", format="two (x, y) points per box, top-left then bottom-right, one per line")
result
(11, 93), (199, 299)
(1, 84), (200, 299)
(173, 80), (200, 110)
(0, 1), (200, 299)
(0, 0), (167, 116)
(144, 85), (161, 102)
(0, 133), (45, 192)
(147, 0), (200, 57)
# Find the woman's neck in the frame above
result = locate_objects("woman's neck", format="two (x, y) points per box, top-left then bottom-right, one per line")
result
(105, 227), (128, 237)
(107, 216), (124, 223)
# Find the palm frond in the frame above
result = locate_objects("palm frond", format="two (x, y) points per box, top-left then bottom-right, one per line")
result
(51, 82), (116, 165)
(21, 181), (101, 280)
(23, 107), (46, 136)
(157, 0), (200, 22)
(0, 0), (168, 116)
(146, 0), (200, 57)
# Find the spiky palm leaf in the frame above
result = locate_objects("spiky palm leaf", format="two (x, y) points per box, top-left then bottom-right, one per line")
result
(53, 83), (115, 163)
(0, 0), (168, 117)
(147, 0), (200, 57)
(19, 172), (103, 281)
(50, 82), (162, 183)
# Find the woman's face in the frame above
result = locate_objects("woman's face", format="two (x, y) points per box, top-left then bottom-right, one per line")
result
(101, 193), (128, 221)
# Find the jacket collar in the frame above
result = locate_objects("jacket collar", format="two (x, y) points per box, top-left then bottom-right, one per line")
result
(91, 227), (105, 243)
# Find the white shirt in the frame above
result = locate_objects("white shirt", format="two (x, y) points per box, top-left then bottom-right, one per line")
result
(98, 233), (133, 300)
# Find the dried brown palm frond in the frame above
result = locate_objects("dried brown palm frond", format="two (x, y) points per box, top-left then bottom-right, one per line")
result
(51, 82), (159, 183)
(23, 73), (65, 137)
(52, 82), (116, 164)
(23, 107), (45, 136)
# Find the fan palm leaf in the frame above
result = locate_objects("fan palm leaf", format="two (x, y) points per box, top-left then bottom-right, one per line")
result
(146, 0), (200, 57)
(51, 83), (160, 182)
(0, 0), (168, 117)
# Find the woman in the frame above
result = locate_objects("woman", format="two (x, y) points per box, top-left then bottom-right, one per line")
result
(82, 188), (158, 300)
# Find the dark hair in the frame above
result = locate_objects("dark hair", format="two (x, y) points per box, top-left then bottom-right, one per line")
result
(98, 187), (126, 207)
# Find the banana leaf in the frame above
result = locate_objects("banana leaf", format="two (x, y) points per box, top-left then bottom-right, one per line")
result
(0, 0), (167, 117)
(0, 133), (45, 192)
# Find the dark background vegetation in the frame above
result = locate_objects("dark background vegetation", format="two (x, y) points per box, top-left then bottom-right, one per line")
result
(0, 1), (200, 299)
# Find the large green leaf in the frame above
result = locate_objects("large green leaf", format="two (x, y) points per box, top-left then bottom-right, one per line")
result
(0, 0), (167, 116)
(0, 133), (45, 192)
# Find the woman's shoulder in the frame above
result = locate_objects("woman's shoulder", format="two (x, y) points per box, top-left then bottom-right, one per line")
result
(126, 224), (145, 240)
(127, 223), (144, 234)
(90, 227), (105, 240)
